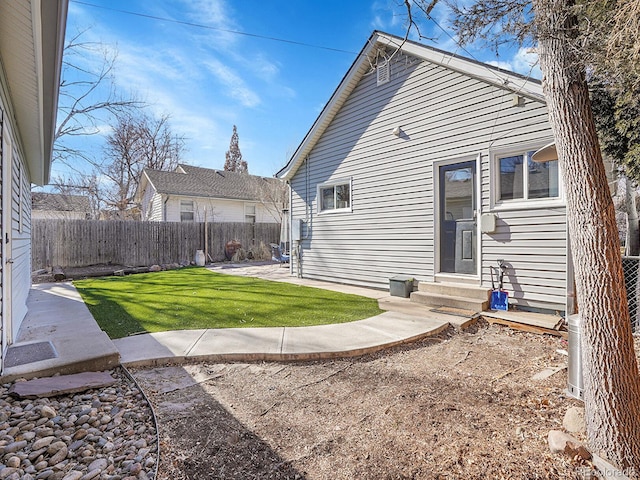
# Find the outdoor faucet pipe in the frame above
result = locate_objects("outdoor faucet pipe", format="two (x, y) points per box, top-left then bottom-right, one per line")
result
(497, 259), (506, 290)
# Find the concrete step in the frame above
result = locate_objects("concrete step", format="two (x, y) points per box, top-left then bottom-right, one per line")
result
(0, 283), (121, 383)
(1, 331), (120, 383)
(410, 291), (489, 312)
(417, 282), (491, 301)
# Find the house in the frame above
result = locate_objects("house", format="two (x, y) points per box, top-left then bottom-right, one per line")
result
(136, 164), (286, 224)
(276, 31), (572, 315)
(0, 1), (68, 368)
(32, 192), (92, 220)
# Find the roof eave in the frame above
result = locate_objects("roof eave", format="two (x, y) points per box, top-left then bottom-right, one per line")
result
(379, 34), (545, 100)
(158, 192), (263, 202)
(37, 0), (68, 185)
(19, 0), (68, 186)
(276, 31), (546, 181)
(276, 32), (380, 181)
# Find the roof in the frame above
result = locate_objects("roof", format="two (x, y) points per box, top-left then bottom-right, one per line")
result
(276, 30), (545, 181)
(32, 192), (91, 212)
(0, 1), (68, 185)
(138, 164), (282, 202)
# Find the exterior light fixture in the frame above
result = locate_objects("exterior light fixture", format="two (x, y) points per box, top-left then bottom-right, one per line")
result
(392, 126), (401, 136)
(531, 142), (557, 163)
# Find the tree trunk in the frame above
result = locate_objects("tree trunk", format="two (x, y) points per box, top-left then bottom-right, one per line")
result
(533, 0), (640, 471)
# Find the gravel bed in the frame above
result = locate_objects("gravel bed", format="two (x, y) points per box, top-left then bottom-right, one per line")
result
(0, 367), (158, 480)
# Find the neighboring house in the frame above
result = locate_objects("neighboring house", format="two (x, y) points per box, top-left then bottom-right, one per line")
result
(136, 164), (285, 224)
(277, 31), (572, 315)
(0, 2), (67, 367)
(32, 192), (91, 220)
(98, 208), (141, 221)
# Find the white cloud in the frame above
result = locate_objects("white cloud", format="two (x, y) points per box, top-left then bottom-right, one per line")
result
(486, 47), (541, 79)
(93, 124), (113, 136)
(176, 0), (288, 105)
(203, 58), (261, 107)
(370, 1), (405, 31)
(179, 0), (239, 47)
(186, 0), (228, 26)
(253, 55), (280, 81)
(512, 46), (541, 79)
(487, 60), (513, 71)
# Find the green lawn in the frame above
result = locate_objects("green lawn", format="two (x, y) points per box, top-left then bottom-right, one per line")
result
(74, 267), (382, 339)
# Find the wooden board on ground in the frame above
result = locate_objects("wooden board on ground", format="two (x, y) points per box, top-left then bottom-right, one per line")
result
(483, 309), (563, 329)
(9, 371), (116, 399)
(482, 310), (567, 338)
(430, 306), (477, 318)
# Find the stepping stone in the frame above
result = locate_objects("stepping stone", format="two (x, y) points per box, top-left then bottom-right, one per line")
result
(532, 365), (566, 380)
(8, 371), (116, 399)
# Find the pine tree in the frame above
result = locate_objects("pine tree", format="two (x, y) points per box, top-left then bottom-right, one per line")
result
(224, 125), (248, 173)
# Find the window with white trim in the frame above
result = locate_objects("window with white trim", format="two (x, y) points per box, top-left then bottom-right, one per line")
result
(318, 179), (351, 212)
(245, 203), (256, 223)
(180, 200), (194, 222)
(496, 150), (559, 202)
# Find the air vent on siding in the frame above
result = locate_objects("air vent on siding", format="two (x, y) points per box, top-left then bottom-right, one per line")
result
(377, 60), (390, 86)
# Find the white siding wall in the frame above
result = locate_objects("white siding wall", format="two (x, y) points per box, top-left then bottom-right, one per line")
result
(140, 182), (164, 221)
(290, 55), (566, 310)
(0, 104), (4, 351)
(142, 190), (164, 221)
(0, 108), (31, 342)
(10, 151), (30, 336)
(164, 196), (278, 224)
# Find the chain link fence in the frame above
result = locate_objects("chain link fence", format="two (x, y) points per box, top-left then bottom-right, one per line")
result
(622, 256), (640, 333)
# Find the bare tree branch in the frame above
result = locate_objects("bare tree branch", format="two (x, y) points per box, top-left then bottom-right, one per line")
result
(249, 176), (289, 224)
(54, 28), (144, 166)
(98, 111), (185, 216)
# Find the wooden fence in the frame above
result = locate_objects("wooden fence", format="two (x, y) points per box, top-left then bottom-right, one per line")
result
(32, 219), (280, 270)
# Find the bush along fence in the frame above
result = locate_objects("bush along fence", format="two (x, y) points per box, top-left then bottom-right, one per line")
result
(32, 219), (280, 270)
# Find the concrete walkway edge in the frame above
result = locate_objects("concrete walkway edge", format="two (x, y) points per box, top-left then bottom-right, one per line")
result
(113, 311), (450, 368)
(8, 264), (460, 380)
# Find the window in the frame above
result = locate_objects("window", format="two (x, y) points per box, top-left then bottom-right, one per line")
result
(180, 200), (194, 221)
(245, 203), (256, 223)
(318, 179), (351, 212)
(497, 150), (559, 203)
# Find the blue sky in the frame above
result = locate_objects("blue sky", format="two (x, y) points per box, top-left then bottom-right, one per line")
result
(54, 0), (540, 181)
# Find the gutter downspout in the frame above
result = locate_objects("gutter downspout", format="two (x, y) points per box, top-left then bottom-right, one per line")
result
(163, 195), (169, 222)
(288, 181), (293, 275)
(298, 155), (312, 278)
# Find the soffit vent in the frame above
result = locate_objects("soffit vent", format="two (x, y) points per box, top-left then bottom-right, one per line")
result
(377, 60), (390, 86)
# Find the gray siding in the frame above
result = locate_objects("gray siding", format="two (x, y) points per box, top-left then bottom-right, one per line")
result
(290, 54), (566, 310)
(480, 148), (567, 309)
(0, 103), (32, 343)
(0, 105), (3, 352)
(11, 151), (31, 333)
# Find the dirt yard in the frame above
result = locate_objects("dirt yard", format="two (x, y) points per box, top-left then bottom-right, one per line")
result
(130, 322), (605, 480)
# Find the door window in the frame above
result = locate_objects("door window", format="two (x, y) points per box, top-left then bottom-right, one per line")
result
(439, 161), (476, 275)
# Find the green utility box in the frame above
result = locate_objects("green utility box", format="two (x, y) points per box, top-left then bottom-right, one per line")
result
(389, 275), (414, 298)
